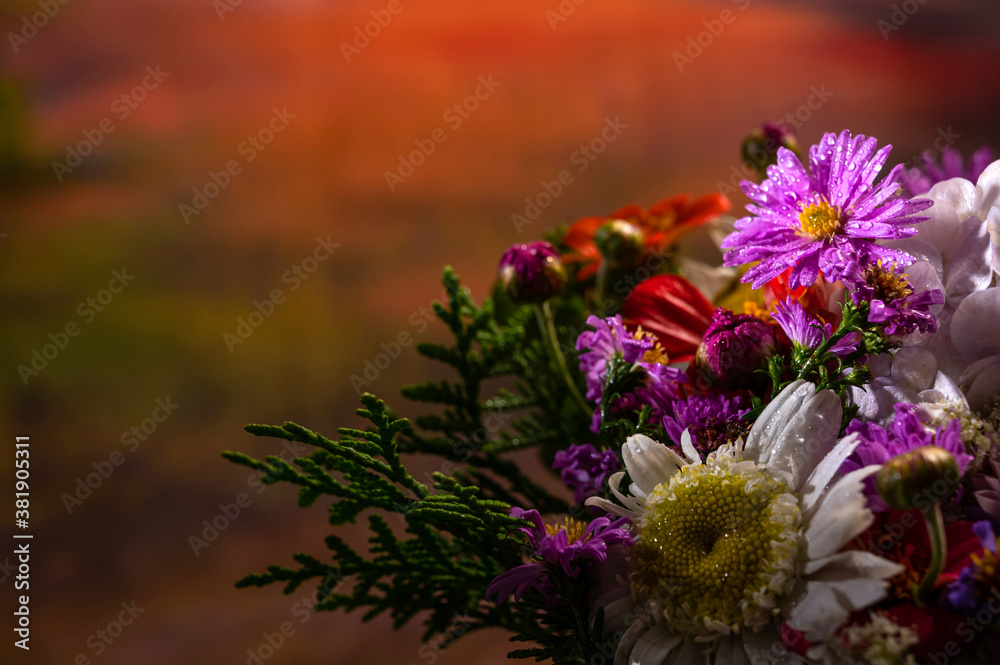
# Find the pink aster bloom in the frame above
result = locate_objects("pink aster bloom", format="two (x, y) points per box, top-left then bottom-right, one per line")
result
(722, 130), (933, 290)
(486, 508), (632, 603)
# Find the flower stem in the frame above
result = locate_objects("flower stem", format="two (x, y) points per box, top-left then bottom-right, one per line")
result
(915, 503), (947, 605)
(535, 302), (592, 417)
(594, 263), (608, 313)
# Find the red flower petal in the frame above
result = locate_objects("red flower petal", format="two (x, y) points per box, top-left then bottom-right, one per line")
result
(621, 274), (714, 362)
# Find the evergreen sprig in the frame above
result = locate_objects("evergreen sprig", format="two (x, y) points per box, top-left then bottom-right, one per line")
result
(224, 393), (531, 641)
(226, 268), (607, 656)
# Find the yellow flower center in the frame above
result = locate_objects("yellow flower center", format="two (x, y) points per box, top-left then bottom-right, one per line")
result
(632, 327), (670, 365)
(631, 457), (800, 636)
(545, 517), (589, 545)
(798, 201), (841, 239)
(863, 262), (912, 302)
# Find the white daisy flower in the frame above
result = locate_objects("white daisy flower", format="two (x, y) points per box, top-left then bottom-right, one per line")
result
(586, 380), (905, 665)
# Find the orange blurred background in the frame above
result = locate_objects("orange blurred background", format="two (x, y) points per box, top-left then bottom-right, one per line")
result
(2, 0), (1000, 663)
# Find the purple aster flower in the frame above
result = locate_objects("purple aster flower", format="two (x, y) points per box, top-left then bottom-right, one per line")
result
(662, 391), (750, 454)
(902, 145), (995, 197)
(486, 507), (632, 603)
(576, 315), (652, 402)
(577, 316), (687, 432)
(552, 443), (621, 504)
(771, 297), (858, 357)
(721, 130), (933, 290)
(497, 241), (565, 304)
(848, 262), (943, 336)
(695, 308), (775, 389)
(944, 520), (997, 614)
(841, 403), (973, 512)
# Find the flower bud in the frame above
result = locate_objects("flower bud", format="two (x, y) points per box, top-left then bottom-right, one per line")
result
(740, 123), (800, 179)
(876, 446), (961, 511)
(695, 308), (775, 389)
(497, 241), (566, 304)
(593, 219), (644, 269)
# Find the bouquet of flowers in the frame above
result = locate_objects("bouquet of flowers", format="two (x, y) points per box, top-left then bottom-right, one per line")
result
(225, 127), (1000, 664)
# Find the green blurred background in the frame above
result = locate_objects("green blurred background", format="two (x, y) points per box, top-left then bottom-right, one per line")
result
(1, 0), (1000, 662)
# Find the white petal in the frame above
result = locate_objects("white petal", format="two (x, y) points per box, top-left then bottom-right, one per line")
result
(943, 216), (992, 301)
(662, 638), (706, 665)
(622, 434), (683, 497)
(616, 618), (649, 665)
(680, 430), (701, 464)
(587, 471), (644, 518)
(629, 622), (684, 665)
(952, 288), (1000, 364)
(714, 634), (748, 665)
(804, 549), (904, 581)
(888, 346), (938, 393)
(804, 466), (879, 560)
(799, 433), (860, 517)
(988, 207), (1000, 275)
(744, 380), (842, 492)
(974, 159), (1000, 218)
(960, 354), (1000, 412)
(780, 579), (850, 641)
(926, 176), (978, 222)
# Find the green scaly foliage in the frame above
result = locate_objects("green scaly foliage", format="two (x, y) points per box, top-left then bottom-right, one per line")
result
(225, 267), (612, 663)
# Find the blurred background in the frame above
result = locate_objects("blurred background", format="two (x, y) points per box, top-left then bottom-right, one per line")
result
(1, 0), (999, 662)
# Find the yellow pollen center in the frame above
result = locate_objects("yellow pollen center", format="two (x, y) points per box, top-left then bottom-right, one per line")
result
(545, 518), (589, 545)
(631, 462), (800, 635)
(864, 262), (912, 302)
(798, 201), (841, 239)
(632, 327), (670, 365)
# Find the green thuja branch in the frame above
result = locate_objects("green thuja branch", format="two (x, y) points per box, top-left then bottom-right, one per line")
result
(227, 267), (604, 657)
(398, 267), (590, 513)
(224, 394), (530, 641)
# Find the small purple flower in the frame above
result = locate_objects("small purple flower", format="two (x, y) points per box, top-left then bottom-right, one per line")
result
(662, 391), (750, 454)
(552, 443), (621, 504)
(721, 130), (932, 290)
(576, 315), (652, 402)
(695, 308), (775, 388)
(847, 262), (943, 336)
(577, 316), (687, 432)
(497, 241), (565, 304)
(486, 508), (632, 603)
(903, 145), (995, 197)
(771, 297), (857, 356)
(841, 403), (973, 512)
(944, 520), (997, 613)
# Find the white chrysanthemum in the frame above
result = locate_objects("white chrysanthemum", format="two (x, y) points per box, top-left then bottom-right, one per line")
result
(587, 381), (905, 665)
(874, 160), (1000, 411)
